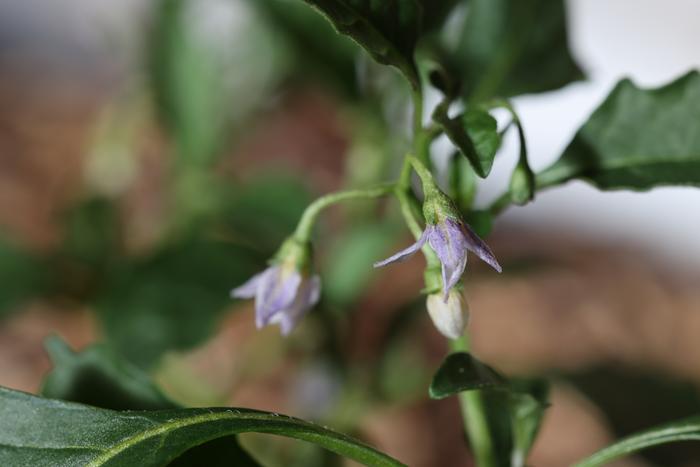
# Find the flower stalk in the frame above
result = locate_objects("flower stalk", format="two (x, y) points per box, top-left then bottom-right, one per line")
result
(450, 335), (497, 467)
(293, 184), (395, 242)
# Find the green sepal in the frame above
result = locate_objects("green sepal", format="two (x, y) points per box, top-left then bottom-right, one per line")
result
(272, 237), (313, 274)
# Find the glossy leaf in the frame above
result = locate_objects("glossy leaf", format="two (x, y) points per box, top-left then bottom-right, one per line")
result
(41, 336), (175, 411)
(0, 386), (403, 467)
(300, 0), (422, 88)
(539, 71), (700, 190)
(436, 108), (501, 178)
(41, 336), (261, 466)
(574, 416), (700, 467)
(429, 352), (506, 399)
(455, 0), (583, 101)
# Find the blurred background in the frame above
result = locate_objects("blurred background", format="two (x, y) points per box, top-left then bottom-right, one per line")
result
(0, 0), (699, 466)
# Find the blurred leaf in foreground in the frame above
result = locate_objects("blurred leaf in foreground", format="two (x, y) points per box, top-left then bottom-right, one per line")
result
(0, 386), (403, 467)
(41, 336), (261, 466)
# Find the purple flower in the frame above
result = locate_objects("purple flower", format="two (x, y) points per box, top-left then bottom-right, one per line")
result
(231, 265), (321, 335)
(374, 217), (501, 298)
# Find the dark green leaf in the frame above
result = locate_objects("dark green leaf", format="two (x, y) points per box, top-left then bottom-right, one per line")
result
(509, 379), (549, 467)
(0, 386), (404, 467)
(299, 0), (423, 88)
(436, 107), (501, 177)
(250, 0), (360, 97)
(418, 0), (460, 33)
(149, 0), (229, 165)
(0, 237), (46, 317)
(41, 336), (261, 467)
(224, 174), (312, 251)
(455, 0), (582, 101)
(464, 210), (493, 238)
(539, 71), (700, 190)
(565, 366), (700, 465)
(574, 416), (700, 467)
(96, 235), (259, 368)
(61, 198), (119, 268)
(41, 336), (175, 411)
(429, 352), (506, 399)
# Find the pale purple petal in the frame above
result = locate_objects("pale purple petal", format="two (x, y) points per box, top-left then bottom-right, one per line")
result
(427, 221), (469, 298)
(460, 222), (502, 273)
(255, 267), (302, 328)
(274, 275), (321, 336)
(373, 229), (428, 268)
(230, 270), (265, 299)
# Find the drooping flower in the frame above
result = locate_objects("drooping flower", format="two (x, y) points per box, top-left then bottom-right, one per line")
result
(426, 288), (469, 339)
(231, 238), (320, 335)
(374, 216), (501, 299)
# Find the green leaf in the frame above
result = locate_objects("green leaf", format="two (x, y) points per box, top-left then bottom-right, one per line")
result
(448, 152), (477, 212)
(0, 386), (404, 467)
(223, 174), (313, 251)
(96, 236), (259, 368)
(417, 0), (460, 34)
(0, 237), (46, 317)
(574, 415), (700, 467)
(539, 71), (700, 190)
(41, 336), (175, 411)
(299, 0), (423, 89)
(324, 223), (397, 305)
(509, 379), (549, 467)
(436, 107), (501, 178)
(149, 0), (229, 165)
(250, 0), (360, 97)
(454, 0), (582, 101)
(463, 210), (493, 238)
(41, 336), (261, 466)
(429, 352), (506, 399)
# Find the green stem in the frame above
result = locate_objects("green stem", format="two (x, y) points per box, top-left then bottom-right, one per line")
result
(449, 336), (496, 467)
(293, 184), (394, 241)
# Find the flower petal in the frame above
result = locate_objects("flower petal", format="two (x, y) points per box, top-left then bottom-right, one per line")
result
(427, 222), (468, 297)
(373, 229), (428, 268)
(460, 222), (502, 273)
(274, 275), (321, 336)
(230, 270), (265, 299)
(255, 266), (302, 328)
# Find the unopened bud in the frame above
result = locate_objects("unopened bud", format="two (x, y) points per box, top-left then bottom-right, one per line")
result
(426, 290), (469, 339)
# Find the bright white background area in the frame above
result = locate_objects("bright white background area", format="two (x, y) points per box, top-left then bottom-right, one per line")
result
(1, 0), (699, 266)
(489, 0), (700, 268)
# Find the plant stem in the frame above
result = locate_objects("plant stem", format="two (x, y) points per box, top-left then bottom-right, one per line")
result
(293, 184), (394, 241)
(449, 336), (496, 467)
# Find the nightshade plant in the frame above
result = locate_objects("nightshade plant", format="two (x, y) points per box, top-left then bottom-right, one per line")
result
(2, 0), (700, 466)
